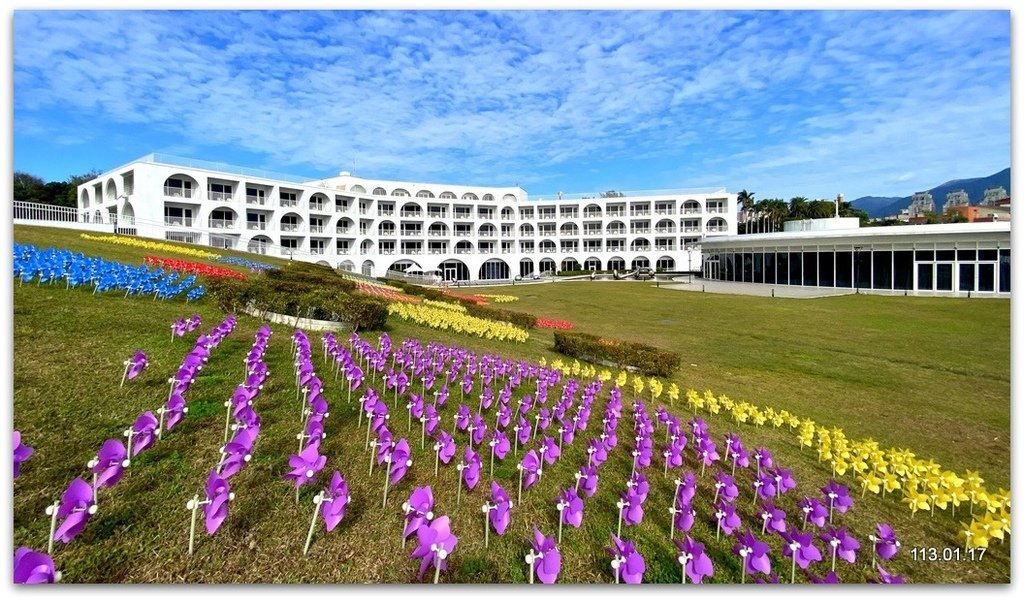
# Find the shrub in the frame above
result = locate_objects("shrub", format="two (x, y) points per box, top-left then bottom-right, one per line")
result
(553, 331), (680, 377)
(464, 304), (538, 329)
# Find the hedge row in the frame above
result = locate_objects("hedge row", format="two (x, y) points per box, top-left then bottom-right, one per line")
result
(207, 266), (387, 331)
(383, 279), (541, 329)
(553, 331), (680, 377)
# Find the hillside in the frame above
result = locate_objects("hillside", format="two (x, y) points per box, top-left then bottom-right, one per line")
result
(851, 167), (1010, 218)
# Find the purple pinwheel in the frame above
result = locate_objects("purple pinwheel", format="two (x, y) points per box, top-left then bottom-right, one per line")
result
(772, 467), (798, 496)
(798, 496), (829, 529)
(403, 486), (435, 541)
(673, 503), (696, 533)
(714, 501), (742, 537)
(91, 439), (129, 489)
(284, 441), (327, 490)
(821, 480), (854, 521)
(627, 473), (650, 503)
(164, 393), (188, 432)
(461, 446), (482, 491)
(587, 438), (608, 467)
(873, 523), (901, 561)
(676, 471), (697, 507)
(13, 547), (58, 584)
(713, 471), (739, 504)
(124, 350), (149, 382)
(128, 411), (159, 457)
(172, 318), (188, 338)
(520, 449), (542, 491)
(489, 429), (511, 460)
(674, 535), (714, 584)
(821, 526), (860, 569)
(528, 526), (562, 584)
(808, 571), (841, 584)
(724, 433), (749, 471)
(488, 481), (512, 536)
(455, 404), (471, 432)
(322, 471), (351, 532)
(187, 313), (201, 331)
(540, 435), (560, 465)
(516, 415), (531, 445)
(577, 464), (599, 497)
(410, 515), (459, 583)
(219, 426), (258, 479)
(204, 470), (232, 534)
(424, 404), (440, 437)
(619, 490), (645, 528)
(754, 447), (774, 476)
(471, 413), (488, 447)
(733, 529), (772, 581)
(781, 529), (823, 576)
(14, 430), (34, 478)
(759, 502), (788, 535)
(389, 438), (413, 486)
(696, 437), (720, 472)
(872, 565), (905, 584)
(52, 478), (95, 544)
(557, 487), (584, 529)
(606, 534), (645, 584)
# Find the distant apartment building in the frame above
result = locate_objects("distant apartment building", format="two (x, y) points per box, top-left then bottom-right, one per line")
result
(980, 186), (1009, 206)
(908, 191), (935, 217)
(942, 189), (969, 214)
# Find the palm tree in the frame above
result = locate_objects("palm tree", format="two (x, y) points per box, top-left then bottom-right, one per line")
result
(788, 196), (810, 220)
(737, 190), (755, 234)
(761, 198), (789, 232)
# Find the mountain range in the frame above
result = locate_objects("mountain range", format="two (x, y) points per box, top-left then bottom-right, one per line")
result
(850, 168), (1010, 218)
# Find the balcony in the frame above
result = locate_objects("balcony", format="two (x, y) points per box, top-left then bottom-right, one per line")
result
(164, 216), (193, 227)
(247, 222), (267, 231)
(309, 204), (327, 212)
(208, 191), (233, 202)
(310, 248), (325, 256)
(380, 249), (395, 255)
(379, 230), (396, 237)
(335, 205), (349, 213)
(359, 228), (369, 235)
(560, 213), (578, 220)
(520, 249), (535, 254)
(400, 211), (422, 218)
(655, 227), (677, 233)
(428, 248), (448, 255)
(428, 230), (449, 237)
(583, 230), (602, 236)
(655, 209), (674, 215)
(336, 249), (351, 256)
(378, 210), (395, 217)
(309, 225), (325, 234)
(454, 231), (472, 237)
(478, 231), (497, 238)
(281, 223), (302, 233)
(607, 211), (625, 218)
(583, 212), (602, 219)
(403, 249), (423, 255)
(209, 219), (236, 229)
(427, 212), (447, 219)
(400, 231), (422, 237)
(501, 232), (515, 238)
(655, 246), (676, 251)
(163, 186), (195, 199)
(455, 248), (473, 254)
(280, 199), (299, 208)
(707, 225), (728, 233)
(683, 227), (702, 233)
(336, 227), (352, 235)
(246, 195), (268, 206)
(631, 228), (651, 234)
(607, 229), (626, 236)
(683, 208), (701, 214)
(538, 230), (556, 237)
(706, 207), (726, 214)
(629, 211), (651, 217)
(454, 212), (472, 219)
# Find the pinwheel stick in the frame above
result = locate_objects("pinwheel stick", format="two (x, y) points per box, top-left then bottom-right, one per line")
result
(831, 540), (838, 572)
(120, 361), (131, 388)
(526, 551), (537, 584)
(482, 504), (491, 549)
(365, 415), (373, 451)
(668, 507), (676, 541)
(789, 542), (798, 584)
(616, 501), (624, 538)
(434, 444), (440, 478)
(44, 500), (60, 555)
(157, 407), (166, 441)
(421, 418), (427, 450)
(433, 550), (445, 584)
(456, 464), (464, 507)
(125, 428), (135, 462)
(223, 400), (233, 443)
(186, 494), (210, 556)
(740, 550), (747, 584)
(489, 444), (496, 478)
(557, 503), (565, 545)
(369, 441), (378, 477)
(382, 457), (392, 509)
(869, 535), (877, 569)
(303, 493), (324, 556)
(517, 467), (524, 506)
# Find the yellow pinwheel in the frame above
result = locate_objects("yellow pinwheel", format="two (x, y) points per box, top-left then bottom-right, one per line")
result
(615, 371), (627, 388)
(960, 520), (990, 550)
(598, 369), (611, 382)
(632, 375), (645, 398)
(648, 378), (663, 402)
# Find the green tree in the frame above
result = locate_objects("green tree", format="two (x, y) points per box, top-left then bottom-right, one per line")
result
(14, 172), (45, 203)
(788, 196), (810, 220)
(737, 189), (755, 234)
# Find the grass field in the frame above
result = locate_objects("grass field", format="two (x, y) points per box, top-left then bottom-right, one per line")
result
(12, 224), (1011, 583)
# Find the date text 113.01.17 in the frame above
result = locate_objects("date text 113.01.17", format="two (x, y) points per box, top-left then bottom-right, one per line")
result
(910, 547), (986, 562)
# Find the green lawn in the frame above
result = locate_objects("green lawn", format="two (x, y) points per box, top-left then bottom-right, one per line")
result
(12, 225), (1011, 583)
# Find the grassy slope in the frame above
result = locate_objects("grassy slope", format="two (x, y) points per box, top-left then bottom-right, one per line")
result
(12, 225), (1011, 583)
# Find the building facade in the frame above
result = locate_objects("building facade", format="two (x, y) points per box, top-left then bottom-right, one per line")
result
(908, 191), (935, 217)
(75, 154), (738, 280)
(942, 189), (969, 214)
(700, 221), (1010, 295)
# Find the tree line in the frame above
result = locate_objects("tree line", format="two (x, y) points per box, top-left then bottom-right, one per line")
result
(14, 170), (101, 208)
(736, 189), (871, 234)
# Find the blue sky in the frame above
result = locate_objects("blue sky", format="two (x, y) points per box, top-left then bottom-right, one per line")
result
(12, 9), (1011, 201)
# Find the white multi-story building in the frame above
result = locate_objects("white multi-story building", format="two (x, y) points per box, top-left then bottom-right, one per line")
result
(908, 191), (935, 218)
(942, 189), (969, 214)
(75, 154), (737, 280)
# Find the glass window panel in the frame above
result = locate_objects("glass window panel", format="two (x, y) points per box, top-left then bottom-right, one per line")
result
(893, 251), (913, 290)
(818, 251), (834, 287)
(764, 252), (776, 284)
(872, 251), (892, 290)
(957, 250), (977, 261)
(936, 263), (953, 291)
(835, 252), (853, 288)
(777, 252), (789, 285)
(789, 252), (802, 286)
(999, 250), (1010, 292)
(978, 263), (995, 292)
(959, 263), (975, 292)
(936, 249), (955, 261)
(754, 253), (764, 284)
(918, 263), (933, 290)
(916, 250), (934, 261)
(803, 252), (817, 287)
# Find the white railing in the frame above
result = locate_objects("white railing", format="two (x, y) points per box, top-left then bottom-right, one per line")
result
(281, 199), (298, 207)
(479, 230), (497, 237)
(246, 222), (266, 231)
(336, 206), (349, 213)
(378, 210), (395, 217)
(683, 208), (701, 214)
(337, 228), (352, 235)
(400, 212), (422, 218)
(707, 226), (728, 232)
(281, 223), (301, 232)
(655, 228), (676, 233)
(310, 248), (325, 255)
(164, 217), (194, 227)
(706, 208), (726, 214)
(520, 249), (535, 254)
(246, 195), (267, 205)
(400, 231), (422, 237)
(684, 227), (702, 233)
(208, 191), (233, 202)
(309, 225), (325, 233)
(309, 204), (326, 212)
(379, 230), (396, 236)
(209, 219), (236, 229)
(607, 229), (626, 235)
(428, 212), (447, 219)
(429, 249), (447, 255)
(164, 186), (194, 198)
(248, 244), (269, 255)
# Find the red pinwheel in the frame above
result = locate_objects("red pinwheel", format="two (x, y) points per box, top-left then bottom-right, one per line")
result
(871, 523), (901, 565)
(90, 439), (129, 489)
(204, 470), (232, 534)
(14, 430), (34, 478)
(126, 411), (159, 458)
(527, 526), (562, 584)
(606, 534), (645, 584)
(410, 515), (459, 583)
(821, 525), (860, 571)
(556, 487), (584, 543)
(13, 547), (59, 584)
(674, 535), (714, 584)
(403, 486), (435, 543)
(781, 529), (823, 582)
(51, 478), (96, 546)
(733, 529), (772, 583)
